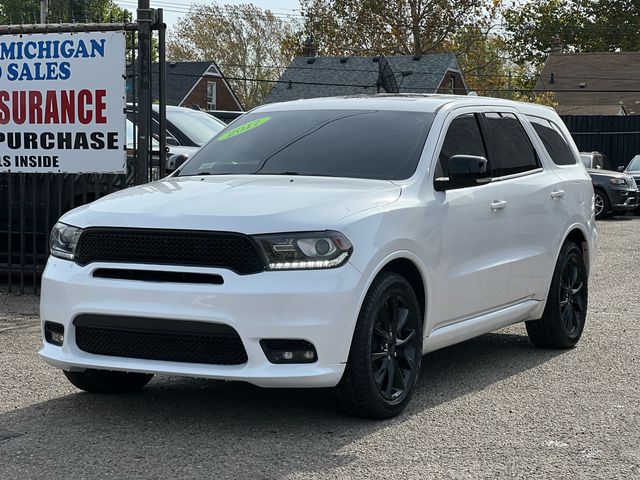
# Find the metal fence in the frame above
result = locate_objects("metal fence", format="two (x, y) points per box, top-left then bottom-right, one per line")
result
(1, 9), (166, 294)
(560, 115), (640, 169)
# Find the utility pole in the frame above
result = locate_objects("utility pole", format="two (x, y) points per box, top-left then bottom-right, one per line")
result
(40, 0), (48, 23)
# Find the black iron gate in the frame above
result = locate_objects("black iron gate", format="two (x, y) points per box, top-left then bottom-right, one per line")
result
(1, 7), (167, 294)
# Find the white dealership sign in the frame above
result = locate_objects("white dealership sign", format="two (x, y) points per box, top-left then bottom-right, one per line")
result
(0, 31), (126, 173)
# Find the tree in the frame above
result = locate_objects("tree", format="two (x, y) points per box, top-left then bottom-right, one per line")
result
(0, 0), (127, 24)
(503, 0), (640, 65)
(167, 3), (298, 109)
(300, 0), (493, 57)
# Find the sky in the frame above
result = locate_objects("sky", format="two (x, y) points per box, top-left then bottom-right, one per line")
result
(113, 0), (302, 30)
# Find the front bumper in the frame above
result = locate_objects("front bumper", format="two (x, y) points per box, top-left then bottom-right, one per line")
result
(39, 258), (366, 388)
(610, 188), (639, 211)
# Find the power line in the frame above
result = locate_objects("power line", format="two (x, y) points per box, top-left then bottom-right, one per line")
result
(161, 71), (640, 94)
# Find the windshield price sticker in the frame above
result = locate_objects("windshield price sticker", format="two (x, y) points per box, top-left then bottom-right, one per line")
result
(0, 31), (126, 173)
(217, 116), (271, 141)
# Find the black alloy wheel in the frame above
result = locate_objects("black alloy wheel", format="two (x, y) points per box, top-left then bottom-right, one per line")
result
(526, 241), (588, 349)
(559, 253), (586, 337)
(371, 293), (420, 402)
(335, 272), (423, 419)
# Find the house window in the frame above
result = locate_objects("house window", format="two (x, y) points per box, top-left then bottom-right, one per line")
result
(450, 76), (455, 94)
(207, 81), (216, 110)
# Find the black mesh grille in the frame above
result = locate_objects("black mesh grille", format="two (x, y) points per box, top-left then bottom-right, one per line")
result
(74, 228), (264, 274)
(74, 315), (248, 365)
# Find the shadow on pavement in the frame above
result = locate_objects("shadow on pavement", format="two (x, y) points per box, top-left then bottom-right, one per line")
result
(0, 330), (567, 478)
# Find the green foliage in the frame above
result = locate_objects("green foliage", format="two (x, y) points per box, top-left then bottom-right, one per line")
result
(0, 0), (127, 24)
(167, 3), (298, 109)
(503, 0), (640, 65)
(300, 0), (492, 57)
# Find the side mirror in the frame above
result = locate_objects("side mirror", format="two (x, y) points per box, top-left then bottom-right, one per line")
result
(166, 153), (188, 175)
(617, 166), (625, 172)
(166, 136), (178, 146)
(434, 155), (490, 191)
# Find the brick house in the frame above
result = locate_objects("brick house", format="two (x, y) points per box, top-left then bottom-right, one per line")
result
(128, 61), (243, 111)
(264, 53), (468, 103)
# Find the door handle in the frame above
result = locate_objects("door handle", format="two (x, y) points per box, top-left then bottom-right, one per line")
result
(551, 189), (566, 200)
(490, 200), (508, 211)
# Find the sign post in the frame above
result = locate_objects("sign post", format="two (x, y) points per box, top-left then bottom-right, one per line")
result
(0, 30), (127, 174)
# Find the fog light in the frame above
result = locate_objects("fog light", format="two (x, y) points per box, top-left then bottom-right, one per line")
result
(44, 322), (65, 346)
(260, 339), (317, 364)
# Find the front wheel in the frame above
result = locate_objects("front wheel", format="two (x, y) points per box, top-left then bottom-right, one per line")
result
(593, 190), (610, 220)
(335, 272), (423, 419)
(526, 241), (588, 349)
(64, 369), (153, 394)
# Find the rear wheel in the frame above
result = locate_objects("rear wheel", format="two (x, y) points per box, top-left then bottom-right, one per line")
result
(593, 189), (609, 220)
(526, 241), (588, 349)
(64, 369), (153, 394)
(335, 272), (423, 419)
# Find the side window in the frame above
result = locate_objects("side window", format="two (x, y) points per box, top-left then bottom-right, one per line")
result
(484, 112), (539, 176)
(435, 113), (487, 180)
(526, 116), (577, 166)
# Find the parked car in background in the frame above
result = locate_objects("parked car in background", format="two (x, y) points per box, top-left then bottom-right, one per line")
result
(41, 95), (596, 419)
(620, 155), (640, 213)
(207, 109), (244, 124)
(580, 151), (639, 219)
(126, 105), (226, 161)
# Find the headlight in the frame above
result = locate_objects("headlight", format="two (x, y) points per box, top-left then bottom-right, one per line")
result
(609, 177), (626, 185)
(253, 231), (353, 270)
(50, 222), (82, 261)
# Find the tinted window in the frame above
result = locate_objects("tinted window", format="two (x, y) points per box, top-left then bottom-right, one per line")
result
(484, 113), (539, 176)
(527, 116), (576, 165)
(435, 113), (487, 179)
(179, 110), (435, 180)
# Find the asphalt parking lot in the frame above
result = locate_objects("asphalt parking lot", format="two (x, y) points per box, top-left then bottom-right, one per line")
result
(1, 217), (639, 480)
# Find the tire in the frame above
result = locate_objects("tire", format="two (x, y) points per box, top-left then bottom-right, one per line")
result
(335, 271), (423, 419)
(526, 241), (588, 349)
(593, 189), (610, 220)
(63, 369), (153, 394)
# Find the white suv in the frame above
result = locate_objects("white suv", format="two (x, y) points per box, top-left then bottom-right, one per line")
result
(40, 95), (596, 419)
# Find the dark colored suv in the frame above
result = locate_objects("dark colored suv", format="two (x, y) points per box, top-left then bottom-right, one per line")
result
(580, 152), (639, 219)
(621, 155), (640, 214)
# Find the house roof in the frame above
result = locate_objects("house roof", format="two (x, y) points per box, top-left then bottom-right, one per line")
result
(534, 52), (640, 114)
(126, 61), (243, 109)
(555, 104), (628, 116)
(264, 54), (465, 104)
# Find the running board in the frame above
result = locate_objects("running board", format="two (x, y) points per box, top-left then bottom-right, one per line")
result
(423, 300), (540, 354)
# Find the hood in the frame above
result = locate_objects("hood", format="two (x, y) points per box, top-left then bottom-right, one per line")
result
(61, 175), (402, 233)
(587, 168), (628, 179)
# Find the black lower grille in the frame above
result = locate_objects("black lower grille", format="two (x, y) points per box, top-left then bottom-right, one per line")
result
(74, 315), (248, 365)
(74, 228), (264, 275)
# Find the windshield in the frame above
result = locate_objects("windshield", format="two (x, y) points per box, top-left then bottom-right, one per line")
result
(178, 109), (435, 180)
(166, 109), (225, 146)
(627, 155), (640, 171)
(580, 154), (591, 168)
(126, 119), (158, 148)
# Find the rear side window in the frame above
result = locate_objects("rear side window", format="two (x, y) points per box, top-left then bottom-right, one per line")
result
(527, 116), (576, 166)
(484, 113), (539, 176)
(435, 113), (487, 179)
